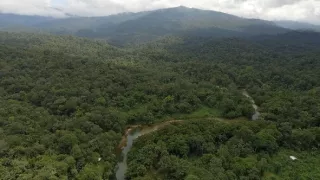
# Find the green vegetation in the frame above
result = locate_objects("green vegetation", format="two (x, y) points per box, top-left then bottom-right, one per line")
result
(125, 32), (320, 179)
(0, 32), (255, 179)
(0, 18), (320, 179)
(127, 119), (320, 180)
(184, 106), (222, 119)
(266, 150), (320, 179)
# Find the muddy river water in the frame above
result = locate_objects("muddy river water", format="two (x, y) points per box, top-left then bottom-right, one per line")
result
(115, 121), (181, 180)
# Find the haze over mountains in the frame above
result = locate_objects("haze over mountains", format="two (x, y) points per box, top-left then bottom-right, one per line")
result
(275, 21), (320, 31)
(1, 4), (320, 180)
(1, 6), (319, 46)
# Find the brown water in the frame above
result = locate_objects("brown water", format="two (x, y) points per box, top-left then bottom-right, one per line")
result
(243, 90), (260, 120)
(115, 120), (182, 180)
(115, 128), (141, 180)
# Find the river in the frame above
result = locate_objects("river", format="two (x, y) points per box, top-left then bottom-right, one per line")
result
(242, 90), (260, 120)
(115, 128), (140, 180)
(115, 121), (182, 180)
(115, 90), (259, 179)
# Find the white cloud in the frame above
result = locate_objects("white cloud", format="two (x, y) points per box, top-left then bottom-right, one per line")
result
(0, 0), (319, 24)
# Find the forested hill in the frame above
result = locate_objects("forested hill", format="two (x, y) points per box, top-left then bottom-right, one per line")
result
(0, 31), (320, 180)
(127, 30), (320, 179)
(1, 7), (288, 46)
(275, 20), (320, 32)
(0, 32), (255, 179)
(0, 13), (53, 28)
(0, 32), (121, 58)
(3, 7), (320, 47)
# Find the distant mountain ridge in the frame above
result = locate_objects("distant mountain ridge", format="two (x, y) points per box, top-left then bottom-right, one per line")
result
(0, 13), (54, 27)
(2, 6), (318, 46)
(275, 20), (320, 32)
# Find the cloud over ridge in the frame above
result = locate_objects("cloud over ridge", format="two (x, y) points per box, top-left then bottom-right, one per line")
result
(0, 0), (319, 24)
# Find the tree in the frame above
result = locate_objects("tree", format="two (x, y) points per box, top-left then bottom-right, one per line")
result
(57, 132), (79, 154)
(77, 164), (104, 180)
(254, 126), (281, 153)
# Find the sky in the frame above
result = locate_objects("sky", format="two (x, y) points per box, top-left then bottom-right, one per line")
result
(0, 0), (320, 24)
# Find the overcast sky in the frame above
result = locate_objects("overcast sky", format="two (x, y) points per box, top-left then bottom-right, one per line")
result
(1, 0), (320, 24)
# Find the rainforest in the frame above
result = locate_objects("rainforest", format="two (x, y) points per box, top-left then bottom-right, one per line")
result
(0, 6), (320, 180)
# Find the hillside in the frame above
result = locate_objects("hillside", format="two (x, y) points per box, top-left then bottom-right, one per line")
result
(90, 7), (287, 45)
(1, 6), (289, 46)
(0, 32), (255, 179)
(275, 20), (320, 32)
(0, 13), (53, 28)
(1, 29), (320, 179)
(126, 30), (320, 180)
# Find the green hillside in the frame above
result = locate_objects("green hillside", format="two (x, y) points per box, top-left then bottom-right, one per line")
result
(275, 20), (320, 32)
(0, 7), (288, 46)
(71, 7), (287, 45)
(0, 29), (319, 180)
(125, 31), (320, 179)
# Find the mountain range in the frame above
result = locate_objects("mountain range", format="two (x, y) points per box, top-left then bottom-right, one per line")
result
(1, 5), (320, 180)
(275, 20), (320, 31)
(1, 6), (319, 46)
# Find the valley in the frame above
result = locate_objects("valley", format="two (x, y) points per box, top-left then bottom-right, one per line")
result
(0, 6), (320, 180)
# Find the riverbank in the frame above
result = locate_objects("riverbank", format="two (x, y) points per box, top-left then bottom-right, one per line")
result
(115, 120), (183, 180)
(118, 120), (183, 150)
(115, 90), (259, 179)
(242, 90), (260, 120)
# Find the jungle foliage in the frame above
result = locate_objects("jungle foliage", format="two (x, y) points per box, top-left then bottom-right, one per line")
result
(0, 29), (319, 180)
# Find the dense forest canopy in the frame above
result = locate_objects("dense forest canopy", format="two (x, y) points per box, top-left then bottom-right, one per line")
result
(124, 31), (320, 179)
(0, 31), (256, 179)
(0, 8), (320, 179)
